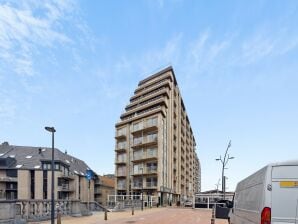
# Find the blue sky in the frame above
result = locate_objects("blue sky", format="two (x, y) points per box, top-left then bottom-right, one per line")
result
(1, 0), (298, 191)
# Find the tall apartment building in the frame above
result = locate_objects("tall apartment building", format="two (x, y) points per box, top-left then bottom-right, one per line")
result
(115, 66), (201, 205)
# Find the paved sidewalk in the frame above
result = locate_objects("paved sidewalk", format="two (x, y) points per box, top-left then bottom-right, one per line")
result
(29, 207), (228, 224)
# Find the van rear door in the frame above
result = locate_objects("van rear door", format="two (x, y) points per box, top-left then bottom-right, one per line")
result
(271, 165), (298, 224)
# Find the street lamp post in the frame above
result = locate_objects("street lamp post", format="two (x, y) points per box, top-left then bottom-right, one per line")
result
(140, 167), (144, 211)
(45, 126), (56, 224)
(216, 140), (234, 200)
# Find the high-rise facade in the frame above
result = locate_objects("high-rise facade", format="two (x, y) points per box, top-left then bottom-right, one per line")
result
(115, 66), (200, 205)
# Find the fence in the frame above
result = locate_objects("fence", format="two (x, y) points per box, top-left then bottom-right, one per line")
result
(194, 193), (234, 209)
(0, 199), (91, 223)
(107, 195), (159, 210)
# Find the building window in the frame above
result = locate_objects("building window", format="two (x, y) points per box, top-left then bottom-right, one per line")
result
(147, 132), (157, 142)
(147, 117), (157, 127)
(133, 121), (143, 132)
(117, 166), (126, 176)
(133, 177), (142, 188)
(117, 127), (126, 136)
(133, 136), (142, 145)
(6, 169), (17, 177)
(42, 162), (60, 170)
(146, 162), (157, 173)
(43, 170), (47, 199)
(133, 150), (143, 160)
(78, 177), (81, 200)
(6, 182), (17, 200)
(147, 147), (157, 157)
(117, 141), (127, 149)
(117, 153), (126, 163)
(133, 164), (143, 175)
(30, 170), (35, 199)
(55, 163), (60, 170)
(146, 177), (157, 187)
(117, 179), (126, 189)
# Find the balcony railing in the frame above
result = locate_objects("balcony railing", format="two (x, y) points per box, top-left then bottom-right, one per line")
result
(133, 79), (170, 99)
(133, 167), (157, 175)
(132, 136), (157, 148)
(132, 183), (143, 189)
(117, 184), (126, 190)
(0, 176), (17, 182)
(132, 152), (157, 162)
(127, 95), (164, 112)
(115, 143), (127, 151)
(116, 171), (126, 177)
(115, 158), (127, 164)
(115, 130), (126, 139)
(58, 174), (75, 180)
(146, 182), (157, 188)
(120, 105), (163, 122)
(132, 122), (158, 134)
(57, 184), (74, 192)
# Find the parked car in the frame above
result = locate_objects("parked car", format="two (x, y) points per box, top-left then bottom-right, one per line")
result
(229, 160), (298, 224)
(184, 200), (193, 207)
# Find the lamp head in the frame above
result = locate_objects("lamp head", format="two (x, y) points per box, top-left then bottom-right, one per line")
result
(45, 127), (56, 133)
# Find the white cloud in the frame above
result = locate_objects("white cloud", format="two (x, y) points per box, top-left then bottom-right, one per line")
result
(138, 33), (182, 76)
(0, 90), (16, 120)
(241, 28), (298, 65)
(0, 0), (74, 76)
(187, 31), (232, 76)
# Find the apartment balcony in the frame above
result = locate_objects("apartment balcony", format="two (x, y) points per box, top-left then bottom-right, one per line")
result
(134, 78), (172, 96)
(145, 182), (157, 189)
(132, 167), (158, 176)
(58, 174), (75, 180)
(115, 144), (127, 152)
(132, 137), (158, 148)
(121, 97), (167, 120)
(0, 176), (17, 182)
(57, 184), (74, 192)
(117, 184), (126, 190)
(131, 153), (158, 162)
(131, 122), (158, 135)
(132, 182), (143, 189)
(116, 172), (127, 177)
(128, 87), (169, 109)
(115, 158), (127, 165)
(115, 131), (127, 140)
(116, 106), (166, 126)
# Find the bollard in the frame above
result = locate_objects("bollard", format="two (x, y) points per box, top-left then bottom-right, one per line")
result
(104, 210), (107, 220)
(57, 212), (61, 224)
(210, 205), (215, 224)
(132, 206), (134, 215)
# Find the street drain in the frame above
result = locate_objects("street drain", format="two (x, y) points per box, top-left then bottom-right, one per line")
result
(126, 221), (136, 223)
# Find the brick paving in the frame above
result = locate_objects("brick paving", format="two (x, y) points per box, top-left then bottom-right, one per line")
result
(29, 208), (228, 224)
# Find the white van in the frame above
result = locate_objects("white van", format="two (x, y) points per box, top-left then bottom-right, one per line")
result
(229, 160), (298, 224)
